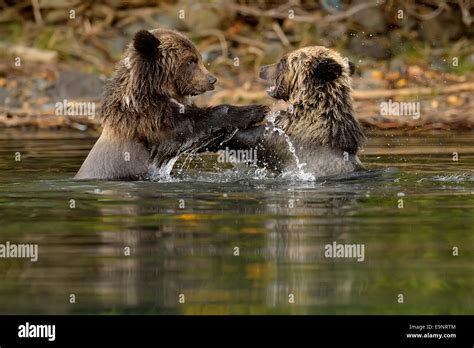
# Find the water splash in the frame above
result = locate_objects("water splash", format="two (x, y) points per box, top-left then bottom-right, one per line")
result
(220, 128), (239, 146)
(268, 111), (315, 181)
(176, 152), (199, 175)
(148, 112), (317, 182)
(176, 132), (232, 175)
(148, 155), (182, 182)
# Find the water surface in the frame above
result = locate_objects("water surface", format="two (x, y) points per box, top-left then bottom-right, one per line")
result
(0, 130), (473, 314)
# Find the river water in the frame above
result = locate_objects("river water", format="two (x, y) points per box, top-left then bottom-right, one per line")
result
(0, 130), (473, 314)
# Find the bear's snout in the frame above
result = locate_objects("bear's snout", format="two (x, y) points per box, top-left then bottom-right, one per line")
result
(259, 65), (270, 80)
(208, 75), (217, 86)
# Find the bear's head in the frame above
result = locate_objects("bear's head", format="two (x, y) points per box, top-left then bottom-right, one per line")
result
(259, 46), (355, 105)
(126, 29), (217, 102)
(260, 46), (364, 153)
(100, 28), (218, 139)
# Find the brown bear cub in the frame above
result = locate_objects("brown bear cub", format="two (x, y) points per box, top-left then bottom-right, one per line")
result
(75, 29), (268, 180)
(224, 46), (366, 178)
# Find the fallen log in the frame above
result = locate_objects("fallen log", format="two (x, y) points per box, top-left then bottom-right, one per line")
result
(0, 43), (58, 63)
(352, 82), (474, 100)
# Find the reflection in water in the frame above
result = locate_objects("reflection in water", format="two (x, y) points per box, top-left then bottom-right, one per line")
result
(92, 187), (361, 313)
(0, 131), (473, 314)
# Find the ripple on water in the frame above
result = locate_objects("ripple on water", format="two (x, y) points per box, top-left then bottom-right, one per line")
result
(432, 173), (474, 183)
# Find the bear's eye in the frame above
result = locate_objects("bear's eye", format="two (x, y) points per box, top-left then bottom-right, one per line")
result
(188, 58), (198, 65)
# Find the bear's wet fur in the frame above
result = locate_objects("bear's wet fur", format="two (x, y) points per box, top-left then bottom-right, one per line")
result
(75, 28), (268, 180)
(222, 46), (366, 177)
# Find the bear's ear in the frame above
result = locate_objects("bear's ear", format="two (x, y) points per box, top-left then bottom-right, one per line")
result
(348, 61), (356, 75)
(310, 58), (342, 82)
(133, 30), (160, 59)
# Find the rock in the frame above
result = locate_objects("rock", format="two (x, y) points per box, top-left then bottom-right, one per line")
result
(0, 87), (21, 108)
(174, 0), (221, 32)
(348, 35), (392, 60)
(428, 55), (450, 72)
(152, 14), (188, 31)
(122, 21), (153, 38)
(123, 14), (188, 38)
(418, 9), (464, 46)
(46, 70), (104, 100)
(351, 0), (387, 34)
(320, 23), (348, 47)
(105, 36), (129, 59)
(0, 87), (9, 104)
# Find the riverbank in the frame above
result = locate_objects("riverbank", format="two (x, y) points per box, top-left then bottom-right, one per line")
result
(1, 59), (474, 133)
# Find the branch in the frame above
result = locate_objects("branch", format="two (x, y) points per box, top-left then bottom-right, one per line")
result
(352, 82), (474, 100)
(218, 0), (385, 24)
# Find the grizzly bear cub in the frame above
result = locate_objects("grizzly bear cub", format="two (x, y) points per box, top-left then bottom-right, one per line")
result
(75, 29), (268, 180)
(223, 46), (366, 178)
